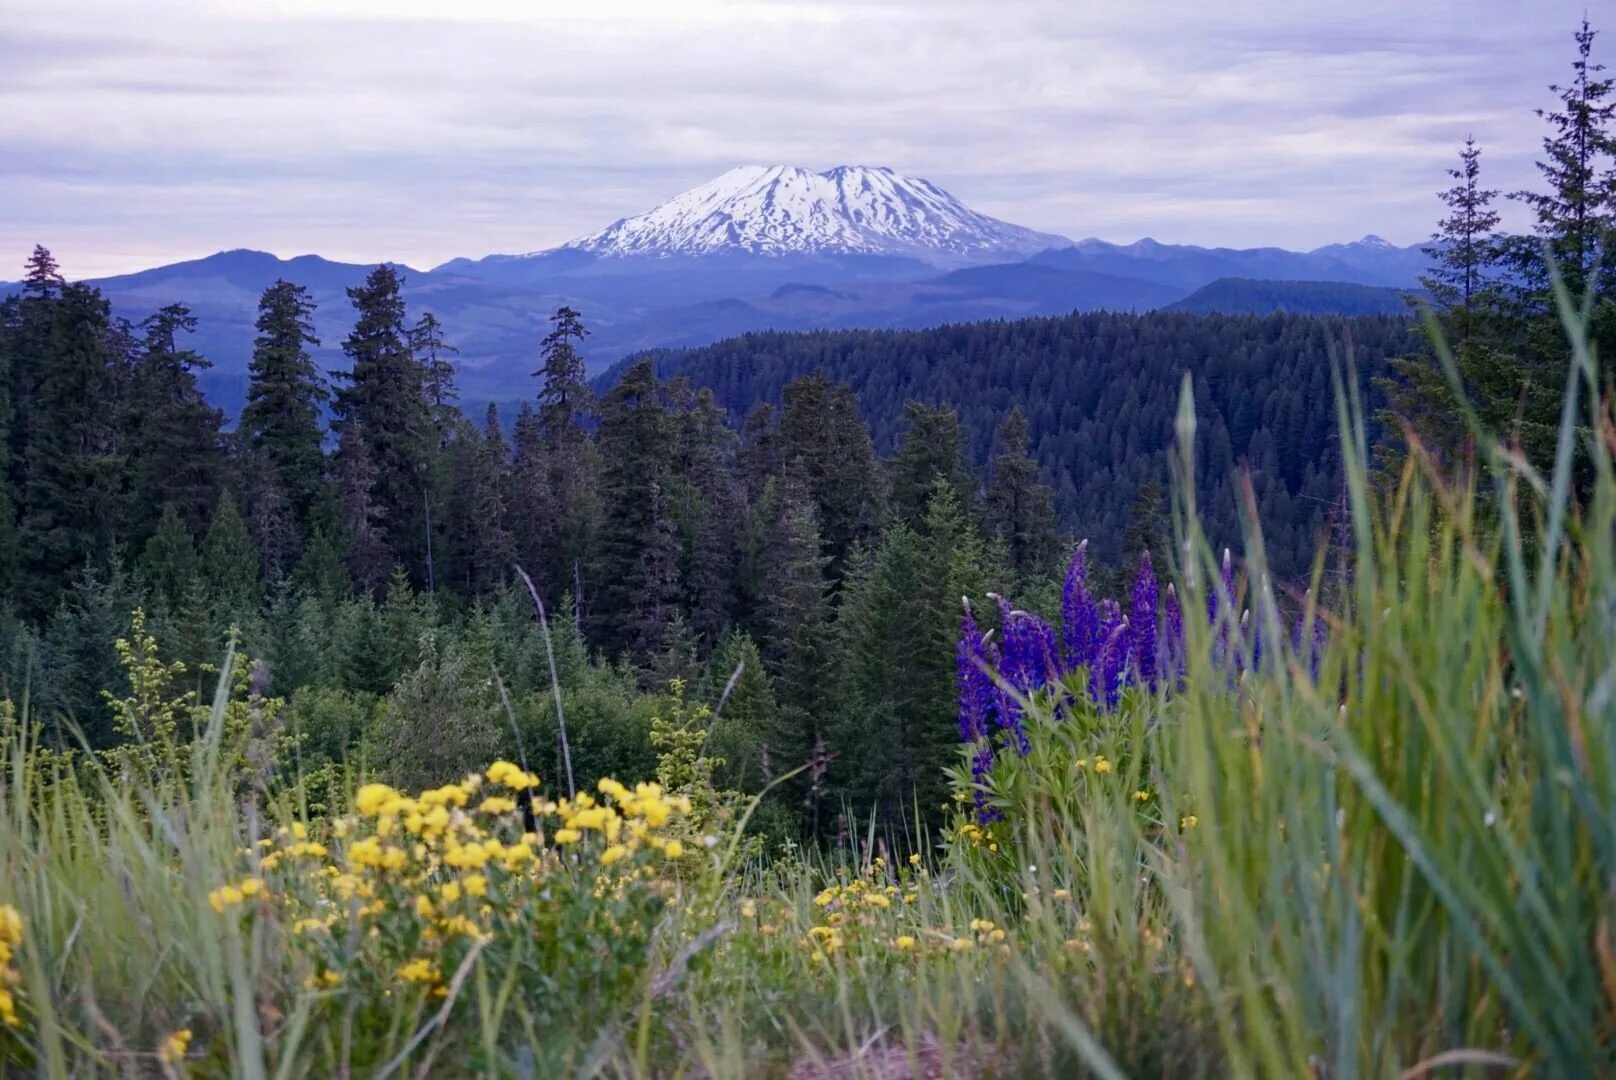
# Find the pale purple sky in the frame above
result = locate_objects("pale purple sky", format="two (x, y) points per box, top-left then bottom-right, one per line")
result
(0, 0), (1597, 277)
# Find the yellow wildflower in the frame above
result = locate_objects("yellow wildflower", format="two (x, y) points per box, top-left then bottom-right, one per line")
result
(238, 878), (263, 898)
(354, 783), (398, 816)
(478, 796), (517, 815)
(414, 895), (436, 918)
(662, 840), (684, 859)
(463, 874), (488, 898)
(397, 958), (438, 984)
(600, 844), (628, 866)
(894, 935), (917, 950)
(159, 1028), (192, 1065)
(208, 884), (244, 912)
(554, 828), (581, 845)
(1093, 756), (1113, 774)
(438, 881), (462, 903)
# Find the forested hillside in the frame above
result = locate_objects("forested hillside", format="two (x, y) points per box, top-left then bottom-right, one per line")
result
(0, 245), (1388, 836)
(624, 311), (1414, 572)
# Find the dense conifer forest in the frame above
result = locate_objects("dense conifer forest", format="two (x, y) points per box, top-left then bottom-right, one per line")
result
(0, 237), (1407, 834)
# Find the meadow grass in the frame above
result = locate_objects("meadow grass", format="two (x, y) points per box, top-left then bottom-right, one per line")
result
(2, 297), (1614, 1077)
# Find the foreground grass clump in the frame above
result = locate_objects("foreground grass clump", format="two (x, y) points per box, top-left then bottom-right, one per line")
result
(3, 305), (1616, 1076)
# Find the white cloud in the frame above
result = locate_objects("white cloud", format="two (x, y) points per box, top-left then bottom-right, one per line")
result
(0, 0), (1594, 276)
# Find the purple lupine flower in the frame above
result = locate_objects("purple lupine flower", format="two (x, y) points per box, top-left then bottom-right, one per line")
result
(1089, 616), (1130, 711)
(970, 744), (1002, 824)
(1060, 540), (1098, 672)
(1130, 551), (1159, 689)
(1163, 583), (1185, 678)
(956, 602), (995, 743)
(1030, 613), (1060, 687)
(988, 596), (1033, 755)
(1293, 593), (1328, 682)
(1240, 609), (1262, 673)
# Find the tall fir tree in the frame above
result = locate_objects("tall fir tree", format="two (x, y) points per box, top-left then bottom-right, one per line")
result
(240, 280), (327, 538)
(332, 265), (432, 586)
(749, 472), (835, 832)
(410, 310), (459, 444)
(835, 483), (996, 824)
(593, 359), (681, 663)
(533, 306), (600, 605)
(673, 389), (741, 651)
(776, 373), (885, 580)
(467, 403), (516, 595)
(889, 401), (976, 530)
(333, 421), (391, 596)
(121, 304), (224, 543)
(15, 278), (125, 619)
(984, 408), (1057, 588)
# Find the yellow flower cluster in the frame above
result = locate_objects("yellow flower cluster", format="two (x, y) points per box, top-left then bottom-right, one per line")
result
(159, 1027), (192, 1065)
(0, 904), (23, 1028)
(209, 764), (690, 998)
(208, 877), (264, 912)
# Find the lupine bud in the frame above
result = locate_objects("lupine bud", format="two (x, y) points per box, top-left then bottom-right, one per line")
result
(956, 602), (994, 743)
(1164, 583), (1184, 678)
(1090, 615), (1129, 711)
(1060, 540), (1098, 672)
(1130, 551), (1159, 689)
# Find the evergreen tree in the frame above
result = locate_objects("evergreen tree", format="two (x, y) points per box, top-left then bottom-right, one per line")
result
(1423, 138), (1504, 337)
(15, 280), (124, 618)
(1510, 19), (1616, 307)
(984, 408), (1057, 587)
(139, 502), (197, 612)
(593, 359), (681, 662)
(777, 373), (885, 577)
(202, 491), (263, 619)
(889, 401), (975, 530)
(750, 473), (834, 831)
(673, 389), (741, 651)
(533, 307), (600, 605)
(240, 280), (327, 536)
(834, 483), (995, 824)
(332, 266), (431, 585)
(507, 402), (548, 580)
(333, 422), (391, 595)
(468, 403), (515, 595)
(410, 311), (459, 443)
(121, 304), (224, 542)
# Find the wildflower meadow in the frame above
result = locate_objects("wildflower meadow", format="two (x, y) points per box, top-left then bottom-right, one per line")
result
(2, 300), (1615, 1077)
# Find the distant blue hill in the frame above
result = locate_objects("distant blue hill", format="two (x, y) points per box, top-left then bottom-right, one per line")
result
(1167, 278), (1419, 316)
(2, 230), (1428, 407)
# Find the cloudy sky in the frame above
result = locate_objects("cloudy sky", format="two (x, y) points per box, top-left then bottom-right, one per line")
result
(0, 0), (1595, 277)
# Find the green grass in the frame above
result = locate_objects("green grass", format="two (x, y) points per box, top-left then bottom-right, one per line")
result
(2, 298), (1614, 1076)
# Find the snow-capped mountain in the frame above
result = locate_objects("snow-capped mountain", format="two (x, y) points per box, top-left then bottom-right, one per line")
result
(557, 165), (1068, 262)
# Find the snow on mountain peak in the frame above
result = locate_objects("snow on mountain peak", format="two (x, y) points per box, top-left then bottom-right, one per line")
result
(560, 165), (1066, 261)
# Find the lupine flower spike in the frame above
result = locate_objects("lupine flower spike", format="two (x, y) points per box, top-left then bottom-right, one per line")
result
(1060, 540), (1098, 671)
(956, 601), (995, 743)
(1129, 551), (1159, 690)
